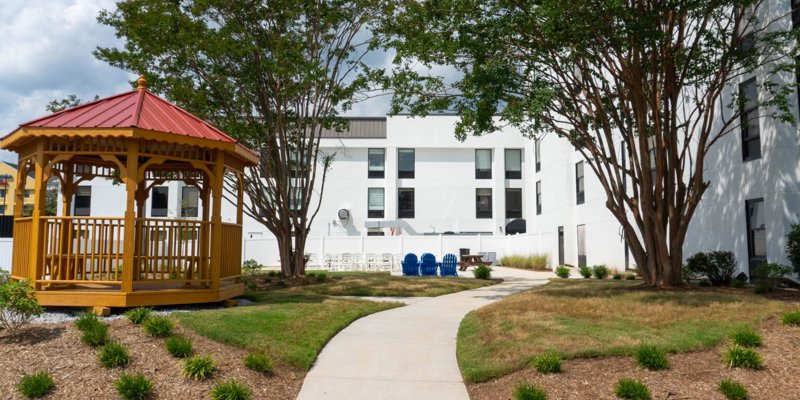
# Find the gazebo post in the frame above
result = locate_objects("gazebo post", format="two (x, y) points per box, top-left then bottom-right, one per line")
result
(57, 162), (74, 281)
(27, 144), (50, 290)
(236, 172), (244, 225)
(209, 152), (224, 290)
(198, 177), (211, 285)
(13, 160), (28, 280)
(121, 143), (140, 293)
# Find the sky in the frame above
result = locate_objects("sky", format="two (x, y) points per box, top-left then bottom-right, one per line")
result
(0, 0), (397, 164)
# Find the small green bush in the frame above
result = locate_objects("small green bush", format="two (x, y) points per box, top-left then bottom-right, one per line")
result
(756, 263), (792, 290)
(306, 272), (316, 278)
(17, 371), (54, 399)
(531, 353), (561, 374)
(555, 266), (570, 279)
(473, 265), (492, 280)
(114, 372), (154, 400)
(244, 280), (257, 290)
(753, 283), (772, 294)
(165, 335), (194, 358)
(723, 345), (763, 369)
(719, 379), (748, 400)
(142, 316), (173, 338)
(241, 259), (261, 276)
(592, 265), (609, 279)
(782, 310), (800, 326)
(243, 352), (273, 373)
(625, 274), (636, 280)
(613, 273), (623, 280)
(500, 254), (549, 271)
(684, 251), (736, 285)
(0, 279), (43, 335)
(99, 341), (131, 368)
(316, 273), (327, 282)
(788, 223), (800, 274)
(267, 271), (279, 277)
(513, 383), (547, 400)
(182, 355), (216, 380)
(615, 378), (651, 400)
(730, 278), (746, 288)
(75, 313), (101, 331)
(210, 380), (251, 400)
(124, 307), (152, 325)
(730, 328), (762, 348)
(81, 322), (109, 347)
(634, 345), (669, 371)
(578, 265), (592, 278)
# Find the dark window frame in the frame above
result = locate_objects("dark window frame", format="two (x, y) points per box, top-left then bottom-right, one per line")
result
(745, 198), (767, 276)
(367, 187), (385, 219)
(504, 149), (522, 179)
(368, 148), (385, 179)
(534, 139), (541, 172)
(180, 186), (199, 218)
(398, 188), (415, 218)
(575, 161), (585, 205)
(792, 0), (800, 29)
(535, 180), (542, 215)
(739, 77), (761, 161)
(475, 188), (492, 219)
(398, 148), (415, 179)
(505, 188), (522, 219)
(151, 186), (169, 217)
(74, 185), (92, 217)
(475, 149), (492, 179)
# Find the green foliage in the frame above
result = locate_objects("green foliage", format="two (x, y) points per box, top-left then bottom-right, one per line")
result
(787, 223), (800, 274)
(591, 265), (609, 280)
(719, 379), (749, 400)
(729, 328), (762, 348)
(754, 283), (772, 294)
(473, 265), (492, 280)
(99, 341), (131, 368)
(316, 273), (327, 282)
(211, 380), (252, 400)
(17, 371), (54, 399)
(615, 378), (652, 400)
(81, 321), (109, 347)
(267, 271), (279, 278)
(684, 251), (737, 285)
(114, 372), (154, 400)
(500, 254), (549, 271)
(625, 274), (636, 280)
(165, 335), (194, 358)
(124, 307), (152, 325)
(613, 273), (623, 280)
(531, 353), (561, 374)
(634, 345), (669, 371)
(730, 278), (746, 288)
(142, 316), (173, 338)
(782, 310), (800, 326)
(241, 259), (261, 277)
(75, 313), (101, 331)
(513, 383), (547, 400)
(0, 269), (9, 285)
(723, 345), (763, 369)
(555, 266), (570, 279)
(578, 265), (592, 278)
(755, 263), (792, 290)
(182, 355), (216, 380)
(0, 279), (43, 335)
(244, 352), (273, 374)
(306, 272), (316, 278)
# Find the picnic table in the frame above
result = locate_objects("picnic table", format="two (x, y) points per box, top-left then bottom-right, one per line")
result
(459, 254), (489, 271)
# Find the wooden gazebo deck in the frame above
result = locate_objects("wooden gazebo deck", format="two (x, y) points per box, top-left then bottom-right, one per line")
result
(1, 76), (258, 309)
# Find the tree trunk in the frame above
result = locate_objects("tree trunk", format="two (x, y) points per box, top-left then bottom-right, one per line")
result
(276, 232), (295, 278)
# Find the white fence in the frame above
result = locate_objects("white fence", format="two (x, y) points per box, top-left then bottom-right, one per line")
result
(243, 232), (551, 268)
(0, 238), (12, 270)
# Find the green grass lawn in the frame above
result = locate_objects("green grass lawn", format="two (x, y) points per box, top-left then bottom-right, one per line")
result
(305, 272), (499, 297)
(457, 279), (787, 382)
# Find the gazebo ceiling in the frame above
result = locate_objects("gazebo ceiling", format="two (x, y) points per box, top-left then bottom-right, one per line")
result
(0, 77), (258, 165)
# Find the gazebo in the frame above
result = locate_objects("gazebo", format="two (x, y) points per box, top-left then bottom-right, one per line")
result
(0, 76), (258, 309)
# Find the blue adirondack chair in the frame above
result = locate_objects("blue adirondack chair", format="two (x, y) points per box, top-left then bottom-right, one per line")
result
(419, 253), (439, 276)
(401, 253), (419, 276)
(440, 253), (458, 277)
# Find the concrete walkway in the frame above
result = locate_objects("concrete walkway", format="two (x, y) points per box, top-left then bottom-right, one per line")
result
(296, 267), (552, 400)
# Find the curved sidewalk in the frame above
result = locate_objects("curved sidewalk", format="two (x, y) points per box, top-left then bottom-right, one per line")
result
(296, 267), (552, 400)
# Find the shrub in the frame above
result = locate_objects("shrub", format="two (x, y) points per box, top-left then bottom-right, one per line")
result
(625, 274), (636, 280)
(753, 283), (772, 294)
(613, 273), (623, 280)
(241, 259), (260, 276)
(0, 269), (9, 285)
(81, 322), (109, 347)
(165, 335), (194, 358)
(182, 355), (216, 380)
(555, 266), (570, 279)
(244, 280), (257, 290)
(142, 316), (173, 338)
(316, 273), (327, 282)
(267, 271), (279, 277)
(578, 265), (592, 278)
(531, 353), (561, 374)
(719, 378), (748, 400)
(592, 265), (609, 279)
(99, 341), (131, 368)
(244, 352), (273, 373)
(0, 279), (43, 335)
(306, 272), (316, 278)
(512, 383), (547, 400)
(615, 378), (651, 400)
(782, 310), (800, 326)
(755, 263), (792, 290)
(473, 265), (492, 280)
(500, 254), (549, 271)
(17, 371), (54, 399)
(634, 345), (669, 370)
(114, 372), (154, 400)
(124, 307), (152, 325)
(684, 251), (736, 285)
(787, 223), (800, 274)
(74, 313), (101, 332)
(730, 278), (746, 288)
(723, 345), (763, 369)
(730, 328), (762, 348)
(210, 380), (252, 400)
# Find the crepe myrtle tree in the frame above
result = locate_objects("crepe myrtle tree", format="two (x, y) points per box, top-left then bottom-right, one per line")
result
(380, 0), (800, 286)
(96, 0), (386, 277)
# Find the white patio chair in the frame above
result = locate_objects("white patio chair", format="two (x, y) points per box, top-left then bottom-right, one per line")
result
(393, 253), (404, 272)
(340, 253), (353, 271)
(365, 253), (380, 271)
(380, 253), (394, 271)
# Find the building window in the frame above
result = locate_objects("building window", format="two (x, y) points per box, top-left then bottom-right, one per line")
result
(0, 189), (5, 198)
(398, 149), (415, 179)
(475, 188), (492, 219)
(745, 198), (767, 275)
(289, 187), (302, 211)
(577, 224), (587, 267)
(740, 77), (761, 161)
(505, 188), (522, 219)
(368, 148), (385, 179)
(738, 31), (756, 56)
(475, 149), (492, 179)
(505, 149), (522, 179)
(367, 230), (385, 236)
(575, 161), (585, 205)
(151, 186), (169, 217)
(368, 188), (385, 218)
(0, 205), (5, 215)
(74, 186), (91, 216)
(289, 151), (301, 178)
(24, 190), (31, 198)
(535, 181), (542, 215)
(792, 0), (800, 29)
(180, 186), (199, 218)
(534, 139), (541, 172)
(398, 188), (415, 218)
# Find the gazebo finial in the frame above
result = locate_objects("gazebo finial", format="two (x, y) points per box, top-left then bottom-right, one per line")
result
(136, 74), (147, 90)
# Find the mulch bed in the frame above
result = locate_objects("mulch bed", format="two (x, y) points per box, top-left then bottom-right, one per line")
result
(0, 319), (303, 399)
(467, 317), (800, 399)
